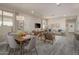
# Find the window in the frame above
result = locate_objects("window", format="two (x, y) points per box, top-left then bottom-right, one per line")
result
(16, 15), (24, 20)
(3, 17), (13, 26)
(0, 10), (2, 26)
(16, 15), (24, 30)
(42, 20), (47, 29)
(3, 11), (13, 26)
(3, 11), (13, 17)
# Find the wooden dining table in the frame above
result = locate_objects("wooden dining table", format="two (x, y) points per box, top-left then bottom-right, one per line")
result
(15, 34), (32, 54)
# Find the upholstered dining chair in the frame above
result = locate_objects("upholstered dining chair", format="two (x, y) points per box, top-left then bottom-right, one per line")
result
(24, 36), (38, 55)
(7, 33), (18, 55)
(44, 32), (55, 44)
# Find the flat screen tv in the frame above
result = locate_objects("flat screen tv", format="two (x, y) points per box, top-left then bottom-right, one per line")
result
(35, 23), (41, 28)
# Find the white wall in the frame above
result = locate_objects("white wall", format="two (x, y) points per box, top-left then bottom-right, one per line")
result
(0, 26), (12, 42)
(76, 16), (79, 31)
(48, 17), (66, 32)
(24, 15), (41, 32)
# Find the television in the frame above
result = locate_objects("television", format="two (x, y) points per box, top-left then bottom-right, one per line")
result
(35, 23), (41, 28)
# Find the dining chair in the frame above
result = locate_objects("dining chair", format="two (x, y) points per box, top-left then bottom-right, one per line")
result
(24, 36), (38, 55)
(6, 33), (18, 55)
(44, 32), (55, 44)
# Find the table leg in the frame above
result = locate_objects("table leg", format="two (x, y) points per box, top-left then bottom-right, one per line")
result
(20, 42), (23, 55)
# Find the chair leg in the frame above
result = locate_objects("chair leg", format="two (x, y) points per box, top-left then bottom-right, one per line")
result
(21, 44), (24, 55)
(6, 44), (9, 51)
(35, 47), (38, 55)
(8, 48), (16, 55)
(8, 48), (12, 55)
(13, 49), (16, 55)
(30, 50), (32, 55)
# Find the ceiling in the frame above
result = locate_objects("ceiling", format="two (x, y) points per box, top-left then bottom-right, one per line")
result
(0, 3), (79, 18)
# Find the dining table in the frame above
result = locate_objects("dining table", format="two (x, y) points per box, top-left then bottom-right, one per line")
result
(15, 34), (32, 54)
